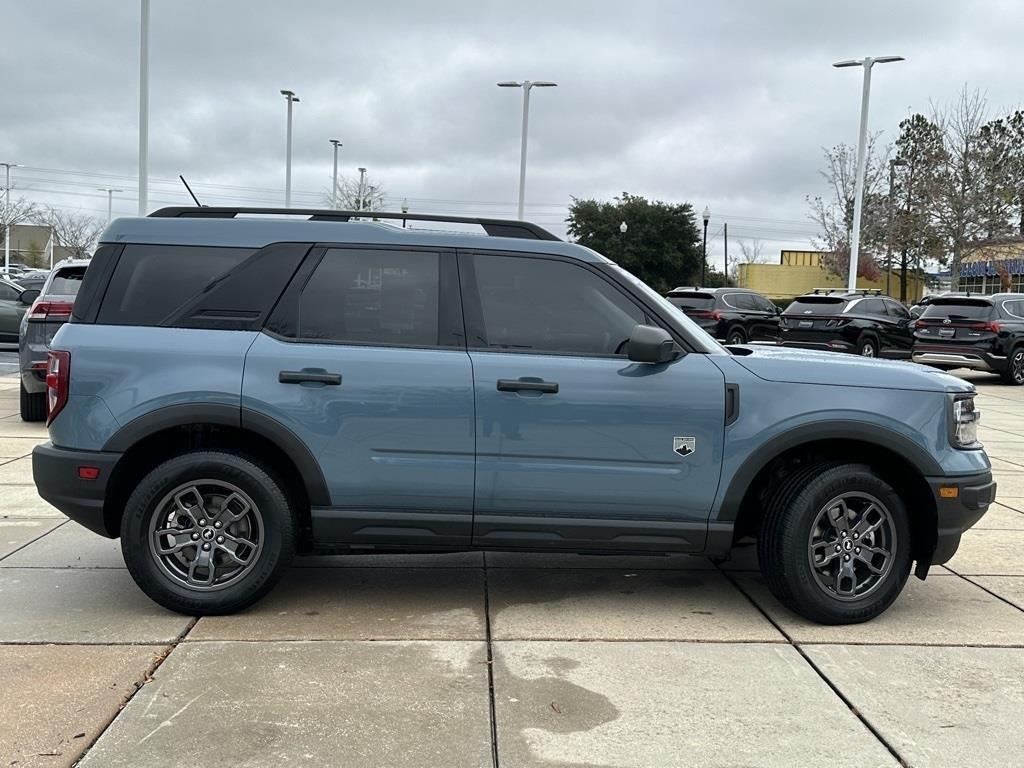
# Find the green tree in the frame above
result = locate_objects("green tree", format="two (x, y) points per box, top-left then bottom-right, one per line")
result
(979, 109), (1024, 237)
(566, 193), (702, 292)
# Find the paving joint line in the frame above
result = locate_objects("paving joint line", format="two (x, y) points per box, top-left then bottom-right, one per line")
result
(75, 615), (201, 763)
(0, 518), (69, 564)
(716, 565), (910, 768)
(482, 552), (501, 768)
(943, 565), (1024, 614)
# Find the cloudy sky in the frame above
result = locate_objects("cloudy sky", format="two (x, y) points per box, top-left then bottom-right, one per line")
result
(4, 0), (1023, 270)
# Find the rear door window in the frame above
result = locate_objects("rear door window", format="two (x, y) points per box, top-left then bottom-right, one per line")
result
(785, 297), (845, 315)
(884, 300), (910, 319)
(732, 293), (759, 311)
(297, 248), (440, 346)
(96, 245), (253, 325)
(920, 301), (994, 321)
(856, 298), (888, 316)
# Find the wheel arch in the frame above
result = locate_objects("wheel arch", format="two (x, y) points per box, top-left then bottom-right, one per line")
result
(719, 423), (939, 571)
(101, 404), (329, 547)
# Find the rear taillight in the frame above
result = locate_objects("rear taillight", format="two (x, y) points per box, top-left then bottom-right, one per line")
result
(983, 321), (1002, 333)
(824, 318), (852, 327)
(45, 350), (70, 426)
(690, 310), (723, 320)
(27, 300), (74, 322)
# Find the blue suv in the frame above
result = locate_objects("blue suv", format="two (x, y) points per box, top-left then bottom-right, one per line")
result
(32, 207), (995, 624)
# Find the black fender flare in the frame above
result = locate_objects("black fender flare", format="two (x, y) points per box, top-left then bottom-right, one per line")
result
(716, 421), (943, 522)
(102, 403), (330, 505)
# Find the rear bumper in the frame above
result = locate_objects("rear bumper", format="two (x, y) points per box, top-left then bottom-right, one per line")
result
(32, 442), (122, 538)
(778, 339), (856, 353)
(927, 470), (996, 564)
(912, 344), (1004, 373)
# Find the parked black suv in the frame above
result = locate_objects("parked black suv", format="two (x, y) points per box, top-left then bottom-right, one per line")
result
(779, 289), (914, 358)
(665, 287), (780, 344)
(912, 293), (1024, 384)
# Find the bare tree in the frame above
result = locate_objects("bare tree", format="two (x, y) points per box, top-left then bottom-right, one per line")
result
(737, 239), (768, 263)
(0, 196), (39, 242)
(929, 86), (1011, 288)
(806, 135), (891, 281)
(322, 175), (387, 211)
(32, 206), (104, 258)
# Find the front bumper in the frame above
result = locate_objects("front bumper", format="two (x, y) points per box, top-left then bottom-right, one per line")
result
(32, 442), (122, 538)
(926, 470), (996, 564)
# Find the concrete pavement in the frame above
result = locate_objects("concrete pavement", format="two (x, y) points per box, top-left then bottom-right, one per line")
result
(0, 371), (1022, 766)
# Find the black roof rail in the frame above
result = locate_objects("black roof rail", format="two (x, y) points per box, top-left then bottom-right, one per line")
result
(148, 207), (561, 241)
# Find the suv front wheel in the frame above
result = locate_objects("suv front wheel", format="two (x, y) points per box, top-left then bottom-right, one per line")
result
(758, 462), (911, 624)
(121, 451), (296, 615)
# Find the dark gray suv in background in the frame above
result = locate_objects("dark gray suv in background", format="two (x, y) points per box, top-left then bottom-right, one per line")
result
(19, 258), (89, 421)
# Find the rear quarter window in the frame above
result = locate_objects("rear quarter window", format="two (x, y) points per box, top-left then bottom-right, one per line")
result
(96, 245), (253, 326)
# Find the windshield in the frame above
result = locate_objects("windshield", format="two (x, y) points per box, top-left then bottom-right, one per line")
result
(609, 265), (725, 354)
(920, 300), (993, 321)
(666, 293), (715, 310)
(785, 297), (846, 316)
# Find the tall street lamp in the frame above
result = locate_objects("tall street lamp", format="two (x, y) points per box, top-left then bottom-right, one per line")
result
(401, 198), (409, 228)
(619, 220), (628, 262)
(497, 80), (557, 220)
(2, 162), (21, 271)
(701, 206), (711, 287)
(329, 139), (342, 209)
(357, 167), (367, 211)
(885, 158), (907, 297)
(834, 55), (905, 291)
(97, 187), (124, 224)
(138, 0), (149, 215)
(280, 90), (300, 207)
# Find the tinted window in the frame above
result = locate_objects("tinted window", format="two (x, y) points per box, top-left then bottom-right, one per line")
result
(666, 292), (714, 309)
(729, 293), (759, 311)
(885, 301), (910, 319)
(471, 254), (644, 355)
(298, 249), (439, 346)
(1003, 300), (1024, 318)
(856, 299), (887, 316)
(785, 297), (845, 315)
(921, 301), (994, 321)
(753, 295), (777, 313)
(0, 282), (19, 301)
(97, 245), (252, 325)
(47, 266), (87, 297)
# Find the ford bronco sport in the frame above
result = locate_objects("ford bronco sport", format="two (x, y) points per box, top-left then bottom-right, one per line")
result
(32, 207), (995, 624)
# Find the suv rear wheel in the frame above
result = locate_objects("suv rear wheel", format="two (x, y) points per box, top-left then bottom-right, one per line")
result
(726, 327), (747, 345)
(20, 383), (46, 422)
(758, 462), (911, 624)
(999, 346), (1024, 385)
(121, 451), (296, 615)
(856, 335), (878, 358)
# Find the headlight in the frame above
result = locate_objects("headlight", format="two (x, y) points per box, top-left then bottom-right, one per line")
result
(950, 395), (981, 449)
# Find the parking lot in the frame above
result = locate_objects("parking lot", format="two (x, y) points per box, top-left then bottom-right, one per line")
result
(0, 369), (1021, 767)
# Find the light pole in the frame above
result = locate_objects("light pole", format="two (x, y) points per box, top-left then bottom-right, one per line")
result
(356, 167), (367, 211)
(885, 159), (906, 297)
(701, 206), (711, 287)
(497, 80), (557, 220)
(2, 163), (20, 271)
(834, 55), (905, 291)
(368, 185), (377, 213)
(138, 0), (149, 215)
(97, 188), (123, 224)
(619, 220), (627, 262)
(329, 139), (342, 209)
(401, 198), (409, 227)
(280, 89), (300, 207)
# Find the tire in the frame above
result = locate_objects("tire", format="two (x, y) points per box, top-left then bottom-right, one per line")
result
(726, 327), (747, 345)
(20, 383), (46, 422)
(120, 451), (296, 615)
(856, 335), (878, 358)
(758, 462), (912, 625)
(999, 346), (1024, 385)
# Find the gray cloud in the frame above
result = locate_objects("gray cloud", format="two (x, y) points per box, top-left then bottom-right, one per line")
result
(4, 0), (1023, 268)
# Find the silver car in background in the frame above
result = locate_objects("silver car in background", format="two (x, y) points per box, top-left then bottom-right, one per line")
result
(18, 258), (89, 421)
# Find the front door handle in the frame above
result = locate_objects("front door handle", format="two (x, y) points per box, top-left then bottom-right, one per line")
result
(497, 378), (558, 394)
(279, 370), (342, 385)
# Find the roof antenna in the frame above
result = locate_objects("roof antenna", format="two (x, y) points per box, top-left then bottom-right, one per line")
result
(179, 175), (204, 206)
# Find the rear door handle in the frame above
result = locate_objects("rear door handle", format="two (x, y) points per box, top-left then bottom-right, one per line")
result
(497, 378), (559, 394)
(279, 370), (342, 385)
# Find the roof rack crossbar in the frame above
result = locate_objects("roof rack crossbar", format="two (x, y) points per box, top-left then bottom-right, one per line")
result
(147, 207), (560, 241)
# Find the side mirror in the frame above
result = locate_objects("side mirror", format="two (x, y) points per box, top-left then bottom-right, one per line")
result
(627, 324), (679, 364)
(775, 305), (783, 315)
(18, 288), (40, 306)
